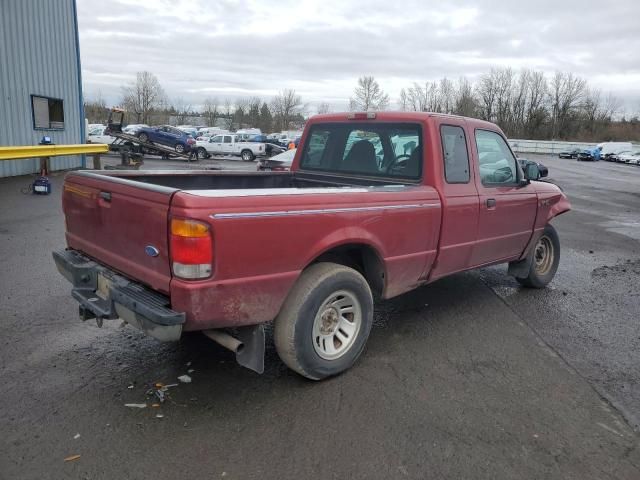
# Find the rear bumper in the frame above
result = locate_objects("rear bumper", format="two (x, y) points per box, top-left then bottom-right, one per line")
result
(53, 249), (185, 341)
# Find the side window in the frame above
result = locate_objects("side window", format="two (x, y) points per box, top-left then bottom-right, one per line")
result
(302, 129), (329, 167)
(223, 136), (232, 143)
(475, 130), (518, 185)
(441, 125), (470, 183)
(211, 135), (222, 143)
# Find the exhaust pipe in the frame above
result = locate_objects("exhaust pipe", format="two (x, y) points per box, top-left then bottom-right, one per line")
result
(202, 325), (265, 374)
(203, 329), (244, 353)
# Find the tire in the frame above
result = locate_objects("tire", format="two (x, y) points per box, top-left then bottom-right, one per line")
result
(175, 143), (185, 153)
(241, 149), (254, 161)
(138, 133), (148, 143)
(197, 147), (208, 160)
(274, 262), (374, 380)
(516, 224), (560, 288)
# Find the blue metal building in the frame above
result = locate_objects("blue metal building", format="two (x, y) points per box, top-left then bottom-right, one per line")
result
(0, 0), (85, 177)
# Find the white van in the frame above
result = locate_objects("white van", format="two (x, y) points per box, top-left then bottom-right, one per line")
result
(597, 142), (633, 156)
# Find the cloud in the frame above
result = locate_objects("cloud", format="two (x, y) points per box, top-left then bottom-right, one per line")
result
(78, 0), (640, 112)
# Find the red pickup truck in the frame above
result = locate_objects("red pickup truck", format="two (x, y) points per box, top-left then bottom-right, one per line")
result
(54, 112), (570, 379)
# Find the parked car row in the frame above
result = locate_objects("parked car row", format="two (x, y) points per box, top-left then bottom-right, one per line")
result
(87, 120), (305, 160)
(605, 150), (640, 164)
(559, 142), (639, 164)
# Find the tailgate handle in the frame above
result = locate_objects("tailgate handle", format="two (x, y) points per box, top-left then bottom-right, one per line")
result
(99, 191), (112, 202)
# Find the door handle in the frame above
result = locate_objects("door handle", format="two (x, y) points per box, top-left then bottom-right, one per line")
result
(486, 198), (496, 208)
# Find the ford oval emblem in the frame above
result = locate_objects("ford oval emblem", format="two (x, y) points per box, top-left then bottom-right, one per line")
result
(145, 245), (160, 257)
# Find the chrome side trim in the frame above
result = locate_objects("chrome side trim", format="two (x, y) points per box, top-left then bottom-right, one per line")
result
(211, 203), (439, 219)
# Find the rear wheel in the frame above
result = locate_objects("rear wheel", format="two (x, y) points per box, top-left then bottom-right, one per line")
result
(516, 224), (560, 288)
(241, 149), (254, 161)
(138, 133), (148, 143)
(274, 263), (373, 380)
(175, 143), (185, 154)
(197, 147), (208, 160)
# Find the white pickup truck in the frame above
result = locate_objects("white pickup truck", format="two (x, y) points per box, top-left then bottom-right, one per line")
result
(195, 134), (266, 161)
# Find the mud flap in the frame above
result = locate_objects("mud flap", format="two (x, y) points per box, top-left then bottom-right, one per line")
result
(236, 325), (265, 374)
(508, 253), (533, 278)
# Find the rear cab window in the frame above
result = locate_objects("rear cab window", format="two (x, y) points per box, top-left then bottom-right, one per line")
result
(299, 123), (423, 180)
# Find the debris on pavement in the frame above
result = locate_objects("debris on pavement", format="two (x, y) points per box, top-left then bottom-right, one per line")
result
(156, 413), (164, 419)
(73, 433), (80, 440)
(178, 374), (192, 383)
(64, 455), (81, 462)
(124, 403), (147, 408)
(187, 369), (195, 374)
(127, 384), (134, 389)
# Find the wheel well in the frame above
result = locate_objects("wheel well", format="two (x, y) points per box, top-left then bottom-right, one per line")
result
(311, 244), (385, 299)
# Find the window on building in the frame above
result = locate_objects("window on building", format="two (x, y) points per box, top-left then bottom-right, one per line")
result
(31, 95), (64, 129)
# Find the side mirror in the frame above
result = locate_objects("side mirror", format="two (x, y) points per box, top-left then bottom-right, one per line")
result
(525, 163), (540, 181)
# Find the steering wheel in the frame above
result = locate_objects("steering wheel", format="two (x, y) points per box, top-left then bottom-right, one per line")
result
(386, 154), (411, 173)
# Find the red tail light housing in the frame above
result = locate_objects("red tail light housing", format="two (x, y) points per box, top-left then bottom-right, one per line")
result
(170, 218), (212, 279)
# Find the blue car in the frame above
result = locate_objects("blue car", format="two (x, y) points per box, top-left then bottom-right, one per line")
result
(137, 125), (194, 153)
(577, 147), (601, 161)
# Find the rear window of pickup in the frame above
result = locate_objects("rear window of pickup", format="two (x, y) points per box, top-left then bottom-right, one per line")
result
(299, 122), (422, 180)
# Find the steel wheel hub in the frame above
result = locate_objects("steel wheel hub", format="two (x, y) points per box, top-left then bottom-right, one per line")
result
(312, 290), (362, 360)
(534, 235), (554, 275)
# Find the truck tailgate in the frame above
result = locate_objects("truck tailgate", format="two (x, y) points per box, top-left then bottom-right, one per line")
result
(62, 173), (174, 294)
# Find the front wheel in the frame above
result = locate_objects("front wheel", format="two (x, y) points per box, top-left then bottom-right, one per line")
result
(516, 224), (560, 288)
(274, 263), (373, 380)
(241, 149), (254, 161)
(138, 133), (148, 143)
(175, 143), (185, 153)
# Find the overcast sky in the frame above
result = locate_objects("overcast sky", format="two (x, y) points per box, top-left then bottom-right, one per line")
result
(78, 0), (640, 113)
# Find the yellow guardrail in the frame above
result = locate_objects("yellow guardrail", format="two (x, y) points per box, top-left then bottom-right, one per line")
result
(0, 144), (108, 161)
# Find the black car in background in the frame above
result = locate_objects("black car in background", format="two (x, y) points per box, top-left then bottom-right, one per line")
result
(558, 149), (581, 159)
(518, 158), (549, 180)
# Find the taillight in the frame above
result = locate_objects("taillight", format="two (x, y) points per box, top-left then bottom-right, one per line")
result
(170, 218), (212, 279)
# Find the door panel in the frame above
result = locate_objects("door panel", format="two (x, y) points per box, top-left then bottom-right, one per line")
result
(470, 129), (537, 266)
(472, 187), (537, 265)
(430, 122), (480, 280)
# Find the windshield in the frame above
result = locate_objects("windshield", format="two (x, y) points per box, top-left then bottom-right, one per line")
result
(299, 122), (422, 180)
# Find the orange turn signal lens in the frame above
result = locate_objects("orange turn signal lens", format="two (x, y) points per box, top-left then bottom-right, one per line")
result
(170, 218), (209, 238)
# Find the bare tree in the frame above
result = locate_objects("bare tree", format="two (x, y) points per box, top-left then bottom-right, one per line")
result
(271, 89), (303, 131)
(222, 99), (234, 130)
(203, 97), (220, 127)
(121, 71), (165, 124)
(171, 97), (192, 125)
(349, 76), (389, 111)
(549, 71), (587, 139)
(453, 77), (477, 117)
(317, 102), (331, 114)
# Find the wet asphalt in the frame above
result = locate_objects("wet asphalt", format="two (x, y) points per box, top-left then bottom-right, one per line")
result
(0, 155), (639, 479)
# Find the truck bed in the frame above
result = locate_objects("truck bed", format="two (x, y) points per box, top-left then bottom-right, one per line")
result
(83, 170), (413, 191)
